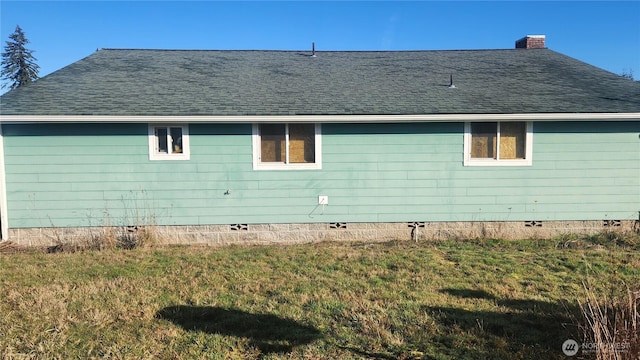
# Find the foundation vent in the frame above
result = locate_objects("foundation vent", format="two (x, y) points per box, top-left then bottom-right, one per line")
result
(603, 220), (621, 227)
(230, 224), (248, 231)
(408, 222), (426, 242)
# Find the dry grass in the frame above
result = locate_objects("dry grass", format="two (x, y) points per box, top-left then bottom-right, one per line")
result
(577, 283), (640, 359)
(564, 231), (640, 359)
(1, 234), (638, 359)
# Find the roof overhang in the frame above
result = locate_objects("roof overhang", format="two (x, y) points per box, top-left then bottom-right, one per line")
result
(0, 113), (639, 124)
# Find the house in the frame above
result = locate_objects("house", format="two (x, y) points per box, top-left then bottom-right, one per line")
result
(0, 35), (639, 245)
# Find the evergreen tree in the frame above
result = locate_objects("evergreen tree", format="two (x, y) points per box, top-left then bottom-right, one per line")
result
(1, 25), (39, 89)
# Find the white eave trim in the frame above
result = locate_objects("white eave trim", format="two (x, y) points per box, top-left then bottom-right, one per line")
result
(0, 113), (639, 123)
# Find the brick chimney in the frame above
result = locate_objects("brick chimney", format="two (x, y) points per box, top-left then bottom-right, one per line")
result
(515, 35), (546, 49)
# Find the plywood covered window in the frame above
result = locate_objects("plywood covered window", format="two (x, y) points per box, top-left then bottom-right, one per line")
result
(148, 124), (190, 160)
(253, 123), (321, 170)
(260, 124), (286, 162)
(464, 122), (532, 166)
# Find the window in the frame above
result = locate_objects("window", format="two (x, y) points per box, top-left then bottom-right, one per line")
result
(463, 122), (532, 166)
(252, 123), (322, 170)
(148, 124), (190, 160)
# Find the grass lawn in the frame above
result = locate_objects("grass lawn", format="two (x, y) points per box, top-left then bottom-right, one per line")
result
(1, 234), (639, 359)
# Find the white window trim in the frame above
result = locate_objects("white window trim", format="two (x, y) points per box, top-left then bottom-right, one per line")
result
(148, 124), (190, 161)
(463, 121), (533, 166)
(252, 123), (322, 170)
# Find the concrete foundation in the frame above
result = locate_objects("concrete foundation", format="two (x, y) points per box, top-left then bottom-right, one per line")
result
(5, 220), (639, 247)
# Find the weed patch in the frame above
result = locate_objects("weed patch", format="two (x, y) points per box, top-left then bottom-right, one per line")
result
(576, 283), (639, 359)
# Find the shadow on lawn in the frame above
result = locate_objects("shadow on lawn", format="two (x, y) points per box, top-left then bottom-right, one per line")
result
(156, 305), (321, 354)
(425, 288), (581, 358)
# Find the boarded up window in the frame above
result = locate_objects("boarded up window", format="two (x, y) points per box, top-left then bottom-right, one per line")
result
(470, 122), (526, 160)
(470, 122), (497, 159)
(499, 122), (525, 159)
(260, 124), (286, 162)
(260, 124), (315, 164)
(289, 124), (315, 163)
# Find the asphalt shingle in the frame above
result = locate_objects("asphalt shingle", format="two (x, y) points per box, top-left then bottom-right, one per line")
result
(1, 48), (639, 116)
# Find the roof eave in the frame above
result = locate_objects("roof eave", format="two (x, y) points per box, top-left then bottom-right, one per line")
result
(0, 113), (639, 124)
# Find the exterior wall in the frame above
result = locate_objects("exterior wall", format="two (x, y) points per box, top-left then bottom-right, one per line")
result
(324, 121), (639, 222)
(2, 121), (639, 234)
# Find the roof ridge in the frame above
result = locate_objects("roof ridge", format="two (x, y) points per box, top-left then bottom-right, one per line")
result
(97, 48), (530, 53)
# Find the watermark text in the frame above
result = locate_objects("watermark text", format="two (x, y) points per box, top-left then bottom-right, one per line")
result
(562, 339), (630, 357)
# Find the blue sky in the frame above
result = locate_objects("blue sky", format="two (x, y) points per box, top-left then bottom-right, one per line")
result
(1, 1), (639, 91)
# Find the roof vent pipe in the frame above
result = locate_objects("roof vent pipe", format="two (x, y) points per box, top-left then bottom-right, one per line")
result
(448, 74), (456, 88)
(312, 42), (316, 57)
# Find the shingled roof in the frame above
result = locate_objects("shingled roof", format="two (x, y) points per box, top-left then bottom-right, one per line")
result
(1, 47), (639, 116)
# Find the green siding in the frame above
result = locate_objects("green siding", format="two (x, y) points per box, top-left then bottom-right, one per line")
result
(3, 121), (639, 228)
